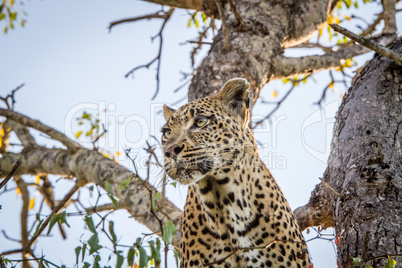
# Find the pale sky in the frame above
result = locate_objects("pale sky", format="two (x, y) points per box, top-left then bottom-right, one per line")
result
(1, 0), (401, 267)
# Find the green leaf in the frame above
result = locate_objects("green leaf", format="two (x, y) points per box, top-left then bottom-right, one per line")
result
(105, 181), (112, 193)
(119, 177), (131, 190)
(47, 214), (60, 235)
(116, 254), (124, 268)
(139, 247), (148, 268)
(108, 220), (117, 244)
(351, 257), (361, 265)
(345, 0), (352, 8)
(194, 18), (199, 28)
(75, 131), (83, 138)
(108, 193), (119, 208)
(153, 192), (162, 209)
(75, 246), (81, 265)
(82, 243), (87, 262)
(173, 249), (180, 268)
(0, 13), (5, 21)
(84, 215), (96, 233)
(187, 17), (192, 28)
(88, 234), (102, 254)
(34, 218), (44, 236)
(93, 255), (101, 268)
(364, 265), (373, 268)
(170, 182), (177, 188)
(59, 211), (70, 228)
(385, 258), (397, 268)
(127, 246), (136, 267)
(162, 221), (177, 244)
(82, 262), (90, 268)
(4, 25), (8, 34)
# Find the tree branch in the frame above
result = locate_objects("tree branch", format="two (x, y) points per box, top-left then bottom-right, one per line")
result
(0, 109), (80, 150)
(330, 24), (402, 65)
(293, 182), (334, 231)
(273, 44), (370, 79)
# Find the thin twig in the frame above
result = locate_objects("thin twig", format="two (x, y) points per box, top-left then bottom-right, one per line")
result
(125, 9), (174, 101)
(0, 159), (21, 189)
(108, 10), (169, 32)
(254, 75), (311, 128)
(330, 24), (402, 65)
(0, 83), (25, 110)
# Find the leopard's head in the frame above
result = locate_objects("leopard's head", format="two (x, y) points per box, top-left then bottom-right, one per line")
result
(161, 78), (256, 185)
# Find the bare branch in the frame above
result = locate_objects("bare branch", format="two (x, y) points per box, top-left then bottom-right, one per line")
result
(125, 8), (174, 101)
(253, 75), (312, 128)
(109, 10), (169, 32)
(330, 24), (402, 65)
(0, 108), (80, 150)
(0, 84), (24, 110)
(273, 44), (370, 79)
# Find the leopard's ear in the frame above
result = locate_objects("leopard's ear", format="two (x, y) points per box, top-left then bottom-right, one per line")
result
(163, 104), (176, 121)
(214, 78), (250, 128)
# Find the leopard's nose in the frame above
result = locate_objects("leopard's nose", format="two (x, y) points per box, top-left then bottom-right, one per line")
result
(164, 144), (184, 159)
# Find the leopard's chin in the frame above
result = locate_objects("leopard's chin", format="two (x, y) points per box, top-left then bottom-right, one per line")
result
(166, 166), (206, 185)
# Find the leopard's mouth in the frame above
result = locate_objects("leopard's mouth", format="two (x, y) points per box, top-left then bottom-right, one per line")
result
(164, 159), (210, 185)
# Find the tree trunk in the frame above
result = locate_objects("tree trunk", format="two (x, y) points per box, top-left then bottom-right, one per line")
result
(297, 39), (402, 267)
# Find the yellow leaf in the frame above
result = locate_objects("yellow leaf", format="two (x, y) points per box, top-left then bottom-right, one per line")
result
(150, 259), (154, 265)
(344, 15), (351, 21)
(318, 28), (323, 38)
(329, 82), (334, 88)
(114, 160), (119, 164)
(335, 17), (341, 24)
(341, 93), (345, 98)
(0, 128), (4, 137)
(35, 175), (40, 184)
(75, 131), (83, 138)
(272, 90), (277, 98)
(327, 15), (333, 24)
(116, 151), (121, 156)
(16, 187), (21, 195)
(9, 0), (14, 6)
(336, 66), (342, 71)
(133, 264), (139, 268)
(104, 153), (109, 158)
(282, 78), (288, 84)
(345, 58), (352, 67)
(29, 198), (35, 210)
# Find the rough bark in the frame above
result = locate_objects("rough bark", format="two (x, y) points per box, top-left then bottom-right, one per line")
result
(297, 39), (402, 267)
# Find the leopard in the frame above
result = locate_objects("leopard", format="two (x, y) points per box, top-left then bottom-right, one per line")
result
(161, 78), (311, 268)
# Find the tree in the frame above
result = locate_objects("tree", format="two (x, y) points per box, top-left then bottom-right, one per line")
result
(0, 0), (401, 267)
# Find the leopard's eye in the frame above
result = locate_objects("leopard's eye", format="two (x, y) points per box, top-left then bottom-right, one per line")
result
(162, 128), (171, 139)
(195, 117), (209, 127)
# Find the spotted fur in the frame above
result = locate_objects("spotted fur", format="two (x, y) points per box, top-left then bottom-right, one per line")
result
(162, 78), (310, 268)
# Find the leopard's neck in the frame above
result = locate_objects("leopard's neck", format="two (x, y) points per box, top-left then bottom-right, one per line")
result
(192, 153), (276, 246)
